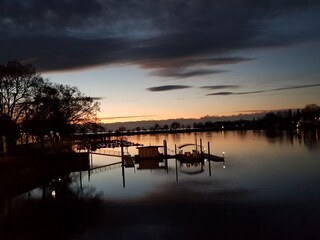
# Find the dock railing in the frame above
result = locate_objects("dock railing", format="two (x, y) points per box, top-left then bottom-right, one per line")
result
(91, 148), (130, 157)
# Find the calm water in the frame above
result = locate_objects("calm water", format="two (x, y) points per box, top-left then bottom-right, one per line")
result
(84, 130), (320, 204)
(2, 130), (320, 240)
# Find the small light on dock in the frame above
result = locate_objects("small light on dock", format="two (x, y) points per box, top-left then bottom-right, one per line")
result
(222, 151), (225, 158)
(223, 165), (226, 169)
(51, 190), (56, 198)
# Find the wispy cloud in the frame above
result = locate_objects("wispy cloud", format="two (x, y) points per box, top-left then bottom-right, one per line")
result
(150, 68), (227, 78)
(235, 109), (270, 113)
(207, 90), (264, 96)
(271, 84), (320, 91)
(146, 85), (192, 92)
(201, 85), (241, 90)
(138, 57), (254, 70)
(141, 57), (252, 78)
(235, 109), (293, 113)
(100, 115), (157, 120)
(206, 83), (320, 96)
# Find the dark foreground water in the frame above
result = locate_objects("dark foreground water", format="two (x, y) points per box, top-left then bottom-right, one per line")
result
(1, 130), (320, 240)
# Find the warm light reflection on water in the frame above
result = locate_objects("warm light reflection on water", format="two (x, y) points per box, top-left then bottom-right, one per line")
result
(82, 130), (320, 204)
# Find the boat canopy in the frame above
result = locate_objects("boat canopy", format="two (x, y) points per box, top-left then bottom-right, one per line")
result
(178, 143), (200, 149)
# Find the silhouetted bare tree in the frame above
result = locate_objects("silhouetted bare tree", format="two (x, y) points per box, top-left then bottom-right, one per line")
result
(0, 61), (101, 152)
(0, 61), (42, 123)
(302, 104), (320, 121)
(0, 61), (43, 152)
(25, 82), (101, 148)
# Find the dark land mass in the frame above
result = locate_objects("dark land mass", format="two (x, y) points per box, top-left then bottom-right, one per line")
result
(0, 150), (89, 199)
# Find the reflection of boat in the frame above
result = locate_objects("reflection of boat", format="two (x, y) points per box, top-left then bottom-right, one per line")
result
(176, 150), (204, 162)
(180, 161), (204, 174)
(176, 144), (205, 174)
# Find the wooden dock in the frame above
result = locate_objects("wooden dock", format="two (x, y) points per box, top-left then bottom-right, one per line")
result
(203, 153), (225, 162)
(87, 138), (225, 169)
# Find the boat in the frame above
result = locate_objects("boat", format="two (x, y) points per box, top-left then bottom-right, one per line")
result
(176, 142), (225, 163)
(175, 143), (205, 163)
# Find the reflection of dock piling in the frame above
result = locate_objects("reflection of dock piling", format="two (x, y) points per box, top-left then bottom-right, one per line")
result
(123, 155), (135, 168)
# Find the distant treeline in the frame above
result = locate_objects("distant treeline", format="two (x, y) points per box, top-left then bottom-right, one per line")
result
(192, 104), (320, 131)
(108, 104), (320, 135)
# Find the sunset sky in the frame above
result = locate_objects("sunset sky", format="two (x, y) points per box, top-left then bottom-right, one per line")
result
(1, 0), (320, 123)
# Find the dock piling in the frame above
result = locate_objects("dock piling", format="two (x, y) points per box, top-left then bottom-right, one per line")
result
(175, 144), (178, 182)
(208, 141), (212, 176)
(121, 139), (126, 188)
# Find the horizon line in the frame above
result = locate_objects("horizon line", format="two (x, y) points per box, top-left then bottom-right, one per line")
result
(100, 110), (294, 124)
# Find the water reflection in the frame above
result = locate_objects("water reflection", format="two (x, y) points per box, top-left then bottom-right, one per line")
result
(179, 161), (204, 174)
(297, 130), (320, 151)
(0, 173), (103, 240)
(260, 129), (320, 151)
(1, 130), (319, 239)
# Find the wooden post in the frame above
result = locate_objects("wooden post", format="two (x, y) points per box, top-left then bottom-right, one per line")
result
(121, 138), (125, 188)
(200, 138), (203, 154)
(87, 145), (91, 181)
(90, 151), (93, 168)
(163, 140), (168, 173)
(208, 141), (211, 176)
(195, 137), (198, 152)
(175, 144), (178, 182)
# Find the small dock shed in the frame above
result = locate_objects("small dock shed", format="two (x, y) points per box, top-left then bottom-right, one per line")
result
(136, 146), (163, 159)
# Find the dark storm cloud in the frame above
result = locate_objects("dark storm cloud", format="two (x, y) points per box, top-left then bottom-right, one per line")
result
(1, 0), (320, 74)
(146, 85), (191, 92)
(206, 83), (320, 96)
(0, 0), (102, 40)
(0, 35), (130, 71)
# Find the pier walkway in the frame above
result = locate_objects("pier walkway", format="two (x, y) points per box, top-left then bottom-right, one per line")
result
(89, 148), (125, 157)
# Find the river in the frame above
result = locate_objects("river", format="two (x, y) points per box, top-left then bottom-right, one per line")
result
(1, 130), (320, 240)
